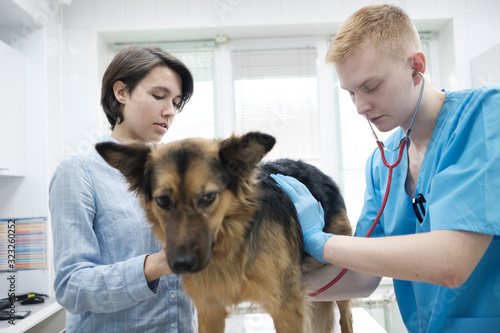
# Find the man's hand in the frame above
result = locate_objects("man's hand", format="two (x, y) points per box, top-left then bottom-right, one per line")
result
(271, 174), (333, 263)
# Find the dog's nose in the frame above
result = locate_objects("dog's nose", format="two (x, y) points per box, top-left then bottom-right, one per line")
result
(170, 255), (196, 274)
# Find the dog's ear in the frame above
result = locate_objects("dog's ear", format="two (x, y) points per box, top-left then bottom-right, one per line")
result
(219, 132), (275, 188)
(95, 141), (153, 200)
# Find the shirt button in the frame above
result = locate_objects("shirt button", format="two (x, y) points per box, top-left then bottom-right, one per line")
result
(170, 293), (176, 299)
(170, 323), (176, 328)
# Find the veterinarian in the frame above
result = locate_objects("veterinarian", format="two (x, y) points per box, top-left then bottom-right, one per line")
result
(49, 46), (196, 332)
(273, 4), (500, 333)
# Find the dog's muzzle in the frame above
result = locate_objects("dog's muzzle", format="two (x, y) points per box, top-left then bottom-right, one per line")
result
(170, 254), (197, 274)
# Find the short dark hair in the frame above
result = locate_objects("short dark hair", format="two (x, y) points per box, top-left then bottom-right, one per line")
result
(101, 45), (194, 130)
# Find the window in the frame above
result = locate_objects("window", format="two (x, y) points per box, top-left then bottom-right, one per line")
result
(231, 48), (321, 165)
(112, 38), (334, 176)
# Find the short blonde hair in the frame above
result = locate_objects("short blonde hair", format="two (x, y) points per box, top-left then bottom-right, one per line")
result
(326, 4), (421, 64)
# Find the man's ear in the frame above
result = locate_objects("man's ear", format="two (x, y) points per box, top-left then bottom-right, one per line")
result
(113, 81), (128, 104)
(218, 132), (276, 190)
(411, 52), (426, 83)
(96, 141), (154, 201)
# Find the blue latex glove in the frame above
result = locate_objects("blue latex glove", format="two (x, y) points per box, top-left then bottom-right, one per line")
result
(271, 174), (333, 263)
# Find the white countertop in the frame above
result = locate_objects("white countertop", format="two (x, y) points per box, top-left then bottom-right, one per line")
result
(1, 300), (388, 332)
(226, 306), (387, 332)
(0, 298), (62, 332)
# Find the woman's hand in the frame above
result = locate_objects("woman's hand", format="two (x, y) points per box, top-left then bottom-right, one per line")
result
(144, 246), (173, 282)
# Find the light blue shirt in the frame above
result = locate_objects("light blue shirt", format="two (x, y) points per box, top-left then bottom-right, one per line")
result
(49, 136), (196, 332)
(355, 86), (500, 332)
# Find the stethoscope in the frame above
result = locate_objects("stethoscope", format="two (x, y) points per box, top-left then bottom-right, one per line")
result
(309, 71), (426, 297)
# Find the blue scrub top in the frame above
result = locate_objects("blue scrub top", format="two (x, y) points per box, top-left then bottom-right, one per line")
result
(354, 86), (500, 333)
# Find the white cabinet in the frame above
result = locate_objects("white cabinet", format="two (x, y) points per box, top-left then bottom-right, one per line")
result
(0, 40), (26, 177)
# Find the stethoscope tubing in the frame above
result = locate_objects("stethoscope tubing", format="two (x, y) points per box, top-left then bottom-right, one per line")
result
(366, 137), (407, 237)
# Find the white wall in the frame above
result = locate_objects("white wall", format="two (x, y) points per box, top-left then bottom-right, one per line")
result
(0, 0), (63, 298)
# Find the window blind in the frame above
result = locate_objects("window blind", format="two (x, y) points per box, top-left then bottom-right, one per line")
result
(232, 48), (321, 166)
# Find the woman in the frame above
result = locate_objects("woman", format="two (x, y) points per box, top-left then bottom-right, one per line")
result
(49, 45), (196, 332)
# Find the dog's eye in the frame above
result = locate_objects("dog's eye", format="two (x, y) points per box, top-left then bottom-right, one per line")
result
(200, 192), (217, 207)
(156, 196), (172, 209)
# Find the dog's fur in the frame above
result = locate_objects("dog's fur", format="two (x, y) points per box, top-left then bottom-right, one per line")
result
(96, 132), (353, 333)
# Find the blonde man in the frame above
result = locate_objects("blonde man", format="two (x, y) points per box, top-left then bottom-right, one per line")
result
(274, 4), (500, 332)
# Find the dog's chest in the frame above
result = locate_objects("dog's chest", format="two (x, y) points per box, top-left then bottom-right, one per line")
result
(182, 257), (252, 303)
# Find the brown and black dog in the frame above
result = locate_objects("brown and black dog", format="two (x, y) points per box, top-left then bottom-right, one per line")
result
(96, 131), (353, 333)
